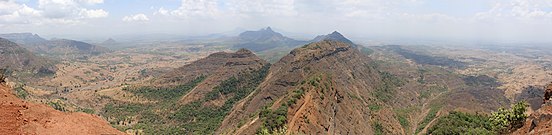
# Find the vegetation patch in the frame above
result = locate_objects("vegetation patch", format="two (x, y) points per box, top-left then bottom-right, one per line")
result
(427, 101), (528, 134)
(373, 71), (404, 102)
(415, 104), (441, 134)
(373, 121), (384, 135)
(14, 86), (28, 99)
(103, 64), (270, 134)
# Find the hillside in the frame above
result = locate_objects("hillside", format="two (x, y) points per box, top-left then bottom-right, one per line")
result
(101, 48), (270, 134)
(0, 83), (123, 135)
(218, 39), (386, 134)
(0, 38), (56, 75)
(513, 83), (552, 134)
(233, 27), (306, 52)
(216, 36), (510, 134)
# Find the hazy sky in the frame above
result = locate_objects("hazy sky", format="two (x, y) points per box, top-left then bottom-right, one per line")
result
(1, 0), (552, 43)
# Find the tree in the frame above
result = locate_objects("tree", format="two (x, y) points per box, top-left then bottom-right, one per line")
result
(489, 101), (528, 133)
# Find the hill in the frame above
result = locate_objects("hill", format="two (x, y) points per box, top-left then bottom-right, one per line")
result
(101, 48), (270, 134)
(233, 27), (306, 52)
(0, 33), (109, 59)
(0, 83), (123, 135)
(310, 31), (355, 45)
(218, 39), (385, 134)
(0, 38), (56, 75)
(45, 39), (109, 57)
(0, 33), (47, 45)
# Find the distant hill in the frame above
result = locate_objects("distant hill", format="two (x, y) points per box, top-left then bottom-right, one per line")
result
(233, 27), (306, 52)
(101, 38), (117, 45)
(45, 39), (109, 56)
(0, 33), (109, 59)
(0, 38), (56, 75)
(310, 31), (355, 45)
(0, 33), (47, 45)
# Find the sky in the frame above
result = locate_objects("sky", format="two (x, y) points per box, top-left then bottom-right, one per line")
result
(1, 0), (552, 43)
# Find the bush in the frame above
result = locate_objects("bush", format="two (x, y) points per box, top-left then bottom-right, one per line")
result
(427, 101), (528, 135)
(489, 101), (528, 133)
(428, 111), (494, 135)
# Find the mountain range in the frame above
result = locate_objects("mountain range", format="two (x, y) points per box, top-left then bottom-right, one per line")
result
(0, 33), (109, 59)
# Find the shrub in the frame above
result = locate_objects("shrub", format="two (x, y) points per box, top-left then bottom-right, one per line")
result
(427, 111), (494, 135)
(489, 101), (528, 133)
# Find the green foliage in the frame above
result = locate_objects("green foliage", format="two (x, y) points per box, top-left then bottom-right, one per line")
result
(48, 101), (66, 112)
(368, 104), (381, 111)
(397, 115), (410, 129)
(416, 105), (441, 134)
(428, 111), (494, 135)
(287, 88), (305, 106)
(259, 104), (289, 134)
(104, 64), (271, 135)
(427, 101), (528, 135)
(489, 101), (528, 133)
(14, 86), (28, 99)
(79, 108), (96, 114)
(373, 71), (404, 102)
(373, 121), (384, 135)
(127, 75), (206, 101)
(257, 126), (287, 135)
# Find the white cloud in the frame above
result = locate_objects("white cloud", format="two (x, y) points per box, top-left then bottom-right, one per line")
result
(474, 0), (552, 22)
(156, 0), (220, 18)
(0, 0), (108, 25)
(154, 7), (169, 16)
(227, 0), (297, 17)
(122, 14), (150, 22)
(78, 0), (104, 5)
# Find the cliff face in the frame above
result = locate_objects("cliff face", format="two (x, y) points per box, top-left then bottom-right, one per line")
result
(512, 83), (552, 135)
(217, 39), (394, 134)
(0, 84), (123, 135)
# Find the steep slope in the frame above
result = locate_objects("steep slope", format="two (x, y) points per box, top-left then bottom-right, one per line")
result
(512, 83), (552, 135)
(0, 83), (123, 135)
(102, 49), (270, 134)
(233, 27), (306, 52)
(218, 39), (390, 134)
(0, 38), (56, 74)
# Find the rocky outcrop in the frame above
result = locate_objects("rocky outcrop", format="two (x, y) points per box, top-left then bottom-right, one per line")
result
(513, 83), (552, 135)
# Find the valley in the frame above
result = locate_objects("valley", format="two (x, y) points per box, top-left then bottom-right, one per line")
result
(1, 29), (552, 135)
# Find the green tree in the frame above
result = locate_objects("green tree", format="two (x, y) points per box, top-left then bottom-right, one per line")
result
(489, 101), (528, 133)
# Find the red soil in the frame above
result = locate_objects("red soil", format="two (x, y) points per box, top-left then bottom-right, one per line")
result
(0, 84), (124, 135)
